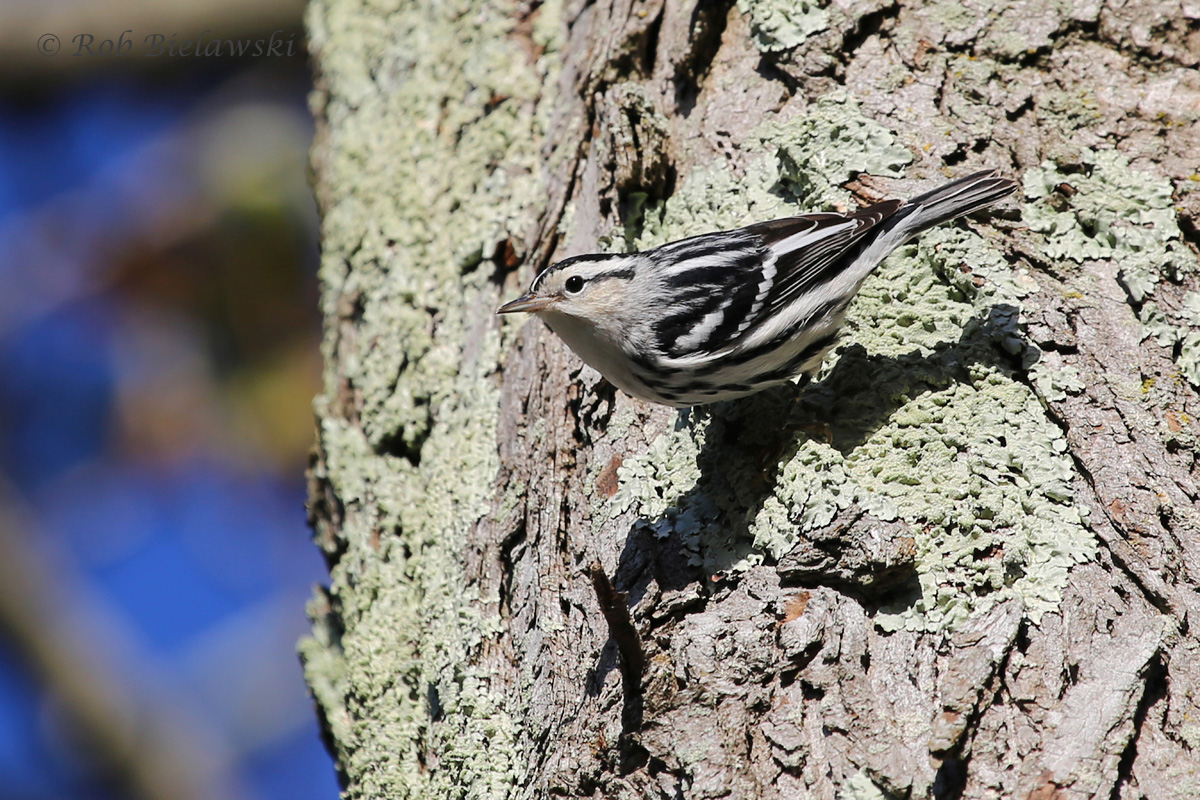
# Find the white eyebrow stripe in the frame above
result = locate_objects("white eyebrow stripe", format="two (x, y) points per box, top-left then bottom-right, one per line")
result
(577, 258), (637, 278)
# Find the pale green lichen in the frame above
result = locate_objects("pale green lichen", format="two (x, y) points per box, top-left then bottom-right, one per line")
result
(1178, 292), (1200, 385)
(1032, 365), (1086, 402)
(637, 155), (792, 247)
(757, 92), (913, 208)
(609, 98), (1094, 632)
(921, 225), (1036, 306)
(1182, 292), (1200, 327)
(929, 0), (980, 32)
(754, 439), (898, 559)
(844, 362), (1089, 630)
(611, 415), (705, 521)
(902, 0), (1064, 61)
(802, 237), (1089, 631)
(1142, 295), (1200, 385)
(635, 92), (911, 249)
(737, 0), (830, 53)
(1023, 147), (1200, 385)
(839, 771), (889, 800)
(1179, 333), (1200, 387)
(1139, 303), (1180, 348)
(1036, 88), (1105, 136)
(1023, 149), (1194, 292)
(302, 0), (565, 796)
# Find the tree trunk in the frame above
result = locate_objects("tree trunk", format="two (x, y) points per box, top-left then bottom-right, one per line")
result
(301, 0), (1200, 797)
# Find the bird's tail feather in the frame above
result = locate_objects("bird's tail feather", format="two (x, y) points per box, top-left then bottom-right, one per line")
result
(893, 169), (1017, 239)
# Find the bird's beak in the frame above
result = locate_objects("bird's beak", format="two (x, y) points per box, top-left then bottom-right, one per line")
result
(497, 294), (553, 314)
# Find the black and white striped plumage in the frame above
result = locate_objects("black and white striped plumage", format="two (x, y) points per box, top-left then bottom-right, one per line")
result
(498, 170), (1016, 407)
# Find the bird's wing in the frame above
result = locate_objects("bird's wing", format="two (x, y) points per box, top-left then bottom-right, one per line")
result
(741, 200), (903, 318)
(641, 201), (904, 360)
(643, 230), (774, 359)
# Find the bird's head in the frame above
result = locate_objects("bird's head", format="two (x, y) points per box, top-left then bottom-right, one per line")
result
(497, 254), (640, 328)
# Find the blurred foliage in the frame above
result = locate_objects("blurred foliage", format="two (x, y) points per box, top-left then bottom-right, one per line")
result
(0, 24), (337, 800)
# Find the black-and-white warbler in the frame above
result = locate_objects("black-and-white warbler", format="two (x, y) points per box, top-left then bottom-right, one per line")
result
(499, 170), (1016, 407)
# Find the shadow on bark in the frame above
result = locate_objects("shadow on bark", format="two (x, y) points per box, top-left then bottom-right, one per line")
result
(589, 302), (1026, 702)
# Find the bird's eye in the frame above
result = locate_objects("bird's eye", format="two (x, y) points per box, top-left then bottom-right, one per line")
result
(564, 276), (585, 294)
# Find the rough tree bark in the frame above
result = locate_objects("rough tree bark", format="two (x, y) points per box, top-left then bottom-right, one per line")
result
(301, 0), (1200, 797)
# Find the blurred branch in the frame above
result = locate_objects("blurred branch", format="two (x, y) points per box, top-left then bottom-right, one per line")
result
(0, 0), (305, 79)
(0, 477), (255, 800)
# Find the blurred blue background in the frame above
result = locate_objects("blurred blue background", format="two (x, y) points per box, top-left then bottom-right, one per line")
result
(0, 2), (338, 798)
